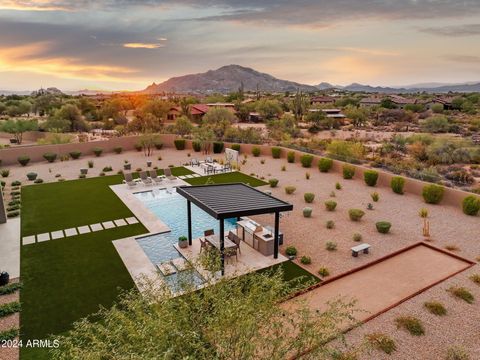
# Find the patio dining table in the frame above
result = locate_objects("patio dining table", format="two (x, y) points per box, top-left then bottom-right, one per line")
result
(205, 235), (237, 250)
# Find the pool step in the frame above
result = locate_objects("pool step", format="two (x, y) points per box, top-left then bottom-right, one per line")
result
(157, 262), (177, 276)
(171, 257), (189, 271)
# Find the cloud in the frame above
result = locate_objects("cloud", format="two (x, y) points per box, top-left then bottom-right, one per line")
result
(123, 42), (165, 49)
(419, 23), (480, 37)
(443, 55), (480, 63)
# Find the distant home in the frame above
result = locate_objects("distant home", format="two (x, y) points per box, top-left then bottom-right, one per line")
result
(308, 108), (346, 119)
(359, 96), (382, 107)
(310, 96), (335, 106)
(426, 96), (455, 110)
(360, 95), (416, 108)
(167, 103), (235, 122)
(389, 95), (416, 108)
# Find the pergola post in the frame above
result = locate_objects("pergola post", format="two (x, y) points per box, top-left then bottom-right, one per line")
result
(220, 218), (225, 276)
(187, 200), (192, 246)
(274, 211), (280, 259)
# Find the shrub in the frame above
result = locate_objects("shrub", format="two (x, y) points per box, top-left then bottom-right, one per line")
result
(285, 246), (297, 256)
(92, 147), (103, 157)
(79, 174), (86, 179)
(134, 143), (142, 152)
(287, 151), (295, 163)
(69, 150), (82, 159)
(325, 241), (337, 251)
(318, 267), (330, 277)
(269, 178), (279, 188)
(102, 166), (113, 172)
(280, 165), (285, 171)
(469, 274), (480, 285)
(0, 328), (19, 341)
(7, 211), (19, 218)
(17, 155), (30, 166)
(11, 180), (21, 187)
(213, 141), (224, 153)
(349, 209), (365, 221)
(113, 146), (122, 154)
(0, 282), (22, 295)
(304, 192), (315, 203)
(353, 233), (362, 242)
(26, 172), (37, 181)
(300, 256), (311, 265)
(252, 147), (261, 157)
(342, 164), (355, 179)
(154, 140), (163, 150)
(371, 192), (379, 202)
(364, 170), (379, 186)
(390, 176), (405, 194)
(447, 287), (474, 304)
(395, 316), (425, 336)
(303, 207), (312, 218)
(422, 184), (444, 204)
(305, 172), (310, 180)
(424, 301), (447, 316)
(365, 333), (396, 355)
(326, 220), (335, 229)
(336, 183), (343, 191)
(88, 160), (94, 168)
(376, 221), (391, 234)
(419, 208), (428, 218)
(271, 147), (281, 159)
(318, 158), (333, 172)
(174, 139), (186, 150)
(0, 169), (9, 177)
(285, 186), (296, 194)
(324, 200), (337, 211)
(230, 144), (241, 152)
(34, 178), (43, 184)
(43, 152), (57, 163)
(446, 346), (470, 360)
(300, 154), (313, 168)
(462, 196), (480, 216)
(192, 141), (202, 152)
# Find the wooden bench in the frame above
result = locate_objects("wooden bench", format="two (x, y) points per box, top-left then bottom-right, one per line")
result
(351, 243), (371, 257)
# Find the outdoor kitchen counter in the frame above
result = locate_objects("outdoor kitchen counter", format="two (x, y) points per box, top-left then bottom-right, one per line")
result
(236, 219), (274, 256)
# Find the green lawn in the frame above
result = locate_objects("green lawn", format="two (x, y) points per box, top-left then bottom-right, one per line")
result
(184, 171), (268, 187)
(257, 261), (320, 290)
(21, 167), (192, 236)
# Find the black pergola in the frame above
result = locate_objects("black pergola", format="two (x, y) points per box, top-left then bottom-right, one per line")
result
(176, 183), (293, 275)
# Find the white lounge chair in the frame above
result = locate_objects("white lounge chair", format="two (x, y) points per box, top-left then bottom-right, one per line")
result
(123, 173), (137, 187)
(139, 171), (153, 185)
(163, 168), (177, 181)
(149, 170), (163, 184)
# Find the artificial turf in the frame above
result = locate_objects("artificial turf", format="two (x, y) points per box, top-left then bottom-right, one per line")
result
(20, 224), (148, 360)
(257, 261), (320, 290)
(183, 171), (268, 187)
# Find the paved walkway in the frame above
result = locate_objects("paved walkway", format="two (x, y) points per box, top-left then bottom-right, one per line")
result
(0, 218), (20, 278)
(285, 244), (473, 323)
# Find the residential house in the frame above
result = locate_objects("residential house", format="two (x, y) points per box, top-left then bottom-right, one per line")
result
(311, 96), (336, 106)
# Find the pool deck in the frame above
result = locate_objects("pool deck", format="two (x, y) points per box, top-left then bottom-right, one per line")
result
(0, 218), (20, 278)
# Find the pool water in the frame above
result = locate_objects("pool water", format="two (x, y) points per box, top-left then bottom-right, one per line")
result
(134, 188), (236, 269)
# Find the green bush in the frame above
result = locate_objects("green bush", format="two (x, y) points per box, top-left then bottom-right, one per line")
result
(446, 346), (470, 360)
(318, 267), (330, 277)
(342, 164), (355, 179)
(230, 144), (241, 152)
(26, 172), (37, 181)
(0, 169), (9, 177)
(43, 152), (57, 163)
(17, 155), (30, 166)
(92, 147), (103, 157)
(324, 200), (337, 211)
(154, 140), (163, 150)
(113, 146), (123, 154)
(422, 184), (444, 204)
(268, 178), (279, 188)
(325, 241), (337, 251)
(470, 274), (480, 285)
(285, 186), (296, 194)
(395, 316), (425, 336)
(447, 287), (474, 304)
(364, 170), (379, 186)
(213, 141), (224, 153)
(318, 158), (333, 172)
(300, 154), (314, 168)
(285, 246), (297, 256)
(11, 180), (21, 187)
(391, 176), (405, 194)
(271, 147), (281, 159)
(134, 143), (142, 152)
(353, 233), (362, 242)
(88, 160), (94, 168)
(349, 209), (365, 221)
(0, 301), (21, 317)
(252, 147), (261, 157)
(102, 166), (113, 172)
(300, 256), (311, 265)
(0, 328), (18, 342)
(376, 221), (392, 234)
(34, 178), (43, 184)
(287, 151), (295, 163)
(69, 150), (82, 159)
(335, 182), (342, 190)
(174, 139), (186, 150)
(303, 207), (312, 218)
(462, 196), (480, 216)
(0, 282), (22, 295)
(304, 192), (315, 203)
(7, 211), (19, 218)
(365, 333), (396, 355)
(326, 220), (335, 229)
(192, 141), (202, 152)
(371, 192), (379, 202)
(424, 301), (447, 316)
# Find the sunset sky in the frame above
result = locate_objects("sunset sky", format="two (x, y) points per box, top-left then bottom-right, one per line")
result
(1, 0), (480, 91)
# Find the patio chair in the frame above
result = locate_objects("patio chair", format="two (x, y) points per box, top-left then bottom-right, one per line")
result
(123, 172), (137, 187)
(199, 238), (210, 253)
(227, 231), (241, 255)
(224, 245), (239, 263)
(206, 156), (213, 163)
(204, 229), (214, 237)
(191, 158), (200, 166)
(148, 170), (163, 184)
(139, 171), (153, 185)
(163, 168), (177, 181)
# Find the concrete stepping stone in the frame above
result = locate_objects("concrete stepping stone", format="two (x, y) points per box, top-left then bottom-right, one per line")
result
(102, 221), (115, 229)
(125, 217), (139, 225)
(157, 262), (176, 276)
(171, 257), (189, 271)
(37, 233), (50, 242)
(192, 174), (200, 178)
(90, 223), (103, 232)
(22, 235), (36, 245)
(114, 219), (127, 227)
(64, 228), (78, 237)
(178, 175), (186, 179)
(51, 230), (65, 240)
(77, 225), (91, 234)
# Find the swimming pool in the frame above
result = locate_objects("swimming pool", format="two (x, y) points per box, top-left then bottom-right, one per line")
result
(134, 188), (236, 266)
